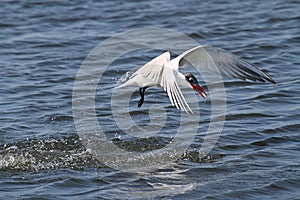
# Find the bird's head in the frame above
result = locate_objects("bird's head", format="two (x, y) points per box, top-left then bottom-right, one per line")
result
(184, 73), (207, 98)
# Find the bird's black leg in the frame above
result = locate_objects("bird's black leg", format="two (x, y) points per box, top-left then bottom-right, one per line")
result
(138, 87), (148, 108)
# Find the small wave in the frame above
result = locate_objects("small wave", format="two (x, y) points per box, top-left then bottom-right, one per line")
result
(226, 112), (276, 121)
(250, 136), (293, 147)
(263, 123), (300, 134)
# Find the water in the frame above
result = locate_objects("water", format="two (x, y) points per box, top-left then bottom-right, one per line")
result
(1, 0), (300, 199)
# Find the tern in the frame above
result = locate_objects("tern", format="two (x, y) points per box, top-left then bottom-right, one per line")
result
(116, 45), (276, 113)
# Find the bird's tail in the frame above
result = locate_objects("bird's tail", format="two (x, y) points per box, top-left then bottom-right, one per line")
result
(115, 78), (135, 89)
(115, 82), (127, 89)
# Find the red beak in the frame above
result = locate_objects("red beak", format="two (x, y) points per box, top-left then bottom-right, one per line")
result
(191, 84), (207, 98)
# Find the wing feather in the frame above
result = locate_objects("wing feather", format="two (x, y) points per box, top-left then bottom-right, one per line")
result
(171, 45), (276, 84)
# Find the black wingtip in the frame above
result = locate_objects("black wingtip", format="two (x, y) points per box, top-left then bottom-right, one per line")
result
(266, 75), (277, 85)
(260, 69), (276, 85)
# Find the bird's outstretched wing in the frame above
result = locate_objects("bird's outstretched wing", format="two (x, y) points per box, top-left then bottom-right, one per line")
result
(132, 52), (194, 114)
(170, 45), (276, 84)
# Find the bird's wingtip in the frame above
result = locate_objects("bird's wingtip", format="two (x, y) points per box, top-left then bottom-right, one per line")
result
(268, 77), (277, 86)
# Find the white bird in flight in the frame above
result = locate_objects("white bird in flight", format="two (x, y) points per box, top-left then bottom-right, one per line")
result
(116, 45), (276, 113)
